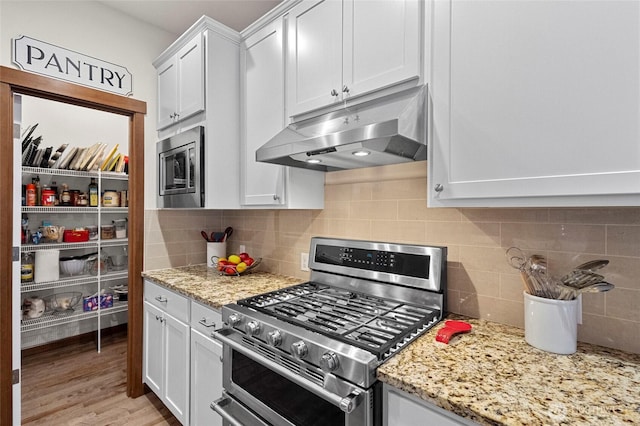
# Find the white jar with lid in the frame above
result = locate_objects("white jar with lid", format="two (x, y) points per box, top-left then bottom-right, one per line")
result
(102, 190), (120, 207)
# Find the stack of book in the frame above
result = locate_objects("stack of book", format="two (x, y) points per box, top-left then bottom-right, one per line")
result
(20, 123), (127, 173)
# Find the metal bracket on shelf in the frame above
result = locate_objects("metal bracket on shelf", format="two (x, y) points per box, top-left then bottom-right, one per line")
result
(12, 369), (19, 385)
(13, 246), (19, 261)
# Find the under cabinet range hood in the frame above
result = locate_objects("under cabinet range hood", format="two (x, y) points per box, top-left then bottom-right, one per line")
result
(256, 85), (428, 172)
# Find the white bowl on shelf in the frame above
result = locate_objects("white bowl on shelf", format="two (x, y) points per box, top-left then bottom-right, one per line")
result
(59, 258), (86, 276)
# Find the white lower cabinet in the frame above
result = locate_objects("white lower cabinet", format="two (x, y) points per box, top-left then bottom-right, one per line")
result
(190, 301), (223, 426)
(144, 280), (224, 426)
(144, 281), (190, 425)
(383, 384), (477, 426)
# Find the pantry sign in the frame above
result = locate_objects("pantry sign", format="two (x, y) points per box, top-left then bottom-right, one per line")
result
(12, 35), (133, 96)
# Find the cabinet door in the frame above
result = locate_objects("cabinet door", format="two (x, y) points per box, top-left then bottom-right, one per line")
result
(242, 18), (287, 206)
(429, 0), (640, 207)
(190, 329), (223, 426)
(157, 58), (178, 130)
(177, 32), (205, 122)
(384, 384), (476, 426)
(287, 0), (343, 116)
(343, 0), (421, 97)
(164, 312), (190, 425)
(143, 301), (164, 395)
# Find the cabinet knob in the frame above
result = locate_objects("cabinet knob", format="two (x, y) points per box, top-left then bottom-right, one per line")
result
(273, 194), (280, 201)
(155, 295), (168, 303)
(434, 184), (444, 193)
(330, 89), (339, 97)
(342, 85), (350, 94)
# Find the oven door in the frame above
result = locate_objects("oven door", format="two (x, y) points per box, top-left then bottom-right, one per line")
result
(213, 328), (379, 426)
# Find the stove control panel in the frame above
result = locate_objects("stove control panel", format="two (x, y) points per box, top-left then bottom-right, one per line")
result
(314, 244), (431, 279)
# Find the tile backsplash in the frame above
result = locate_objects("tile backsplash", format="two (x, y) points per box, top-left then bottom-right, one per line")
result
(145, 161), (640, 354)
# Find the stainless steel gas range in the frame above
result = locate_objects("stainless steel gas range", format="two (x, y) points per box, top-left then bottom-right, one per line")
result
(212, 237), (447, 426)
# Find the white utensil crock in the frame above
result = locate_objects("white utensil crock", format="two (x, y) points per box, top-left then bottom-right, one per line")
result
(207, 241), (227, 268)
(524, 291), (582, 355)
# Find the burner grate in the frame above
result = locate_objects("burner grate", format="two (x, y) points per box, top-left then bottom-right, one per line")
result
(238, 282), (441, 359)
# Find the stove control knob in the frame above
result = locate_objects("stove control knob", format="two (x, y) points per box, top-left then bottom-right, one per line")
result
(267, 330), (283, 347)
(320, 351), (340, 372)
(245, 321), (261, 336)
(227, 314), (242, 327)
(291, 341), (308, 359)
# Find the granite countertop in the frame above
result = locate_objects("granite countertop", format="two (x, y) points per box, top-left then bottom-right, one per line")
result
(377, 317), (640, 425)
(142, 266), (640, 425)
(142, 264), (304, 309)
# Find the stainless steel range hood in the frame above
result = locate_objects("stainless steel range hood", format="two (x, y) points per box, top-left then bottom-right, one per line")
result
(256, 85), (427, 172)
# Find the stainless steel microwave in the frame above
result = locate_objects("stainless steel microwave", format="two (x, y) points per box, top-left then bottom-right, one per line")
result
(157, 126), (204, 208)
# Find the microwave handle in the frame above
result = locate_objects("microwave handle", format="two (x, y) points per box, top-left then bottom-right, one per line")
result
(211, 396), (270, 426)
(213, 329), (362, 414)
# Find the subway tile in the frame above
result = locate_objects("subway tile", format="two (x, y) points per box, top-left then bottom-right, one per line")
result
(426, 221), (501, 247)
(501, 223), (606, 254)
(581, 293), (606, 316)
(446, 289), (461, 313)
(349, 200), (398, 220)
(424, 207), (463, 222)
(578, 314), (640, 354)
(317, 201), (350, 219)
(605, 289), (640, 322)
(500, 273), (526, 301)
(371, 178), (427, 201)
(460, 208), (549, 223)
(606, 225), (640, 257)
(549, 207), (640, 225)
(370, 220), (426, 244)
(448, 268), (501, 298)
(459, 246), (515, 274)
(398, 199), (429, 220)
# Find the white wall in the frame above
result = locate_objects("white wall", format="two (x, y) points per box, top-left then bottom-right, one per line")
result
(0, 0), (178, 209)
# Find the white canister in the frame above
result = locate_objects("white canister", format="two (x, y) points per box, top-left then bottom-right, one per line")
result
(207, 241), (227, 268)
(524, 292), (582, 355)
(102, 190), (120, 207)
(34, 249), (60, 283)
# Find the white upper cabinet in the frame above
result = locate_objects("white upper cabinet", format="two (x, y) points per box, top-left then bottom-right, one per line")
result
(287, 0), (422, 117)
(241, 16), (324, 208)
(156, 32), (205, 130)
(429, 0), (640, 207)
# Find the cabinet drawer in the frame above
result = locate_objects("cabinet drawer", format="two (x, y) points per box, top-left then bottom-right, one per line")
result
(191, 300), (222, 337)
(144, 280), (189, 323)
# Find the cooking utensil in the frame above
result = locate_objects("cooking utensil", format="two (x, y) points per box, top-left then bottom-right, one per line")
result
(201, 230), (212, 242)
(211, 232), (225, 242)
(574, 259), (609, 272)
(560, 270), (604, 288)
(223, 226), (233, 241)
(557, 281), (615, 300)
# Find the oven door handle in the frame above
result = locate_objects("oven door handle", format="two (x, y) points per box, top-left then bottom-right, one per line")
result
(211, 395), (273, 426)
(214, 330), (362, 414)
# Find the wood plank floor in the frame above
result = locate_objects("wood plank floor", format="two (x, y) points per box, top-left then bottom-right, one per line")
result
(21, 330), (180, 425)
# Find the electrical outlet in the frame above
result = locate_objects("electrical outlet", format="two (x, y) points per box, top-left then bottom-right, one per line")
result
(301, 252), (310, 272)
(239, 244), (246, 253)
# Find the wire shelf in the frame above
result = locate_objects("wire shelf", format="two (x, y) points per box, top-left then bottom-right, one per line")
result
(22, 206), (99, 214)
(21, 271), (128, 292)
(21, 238), (128, 252)
(21, 301), (128, 332)
(22, 166), (128, 180)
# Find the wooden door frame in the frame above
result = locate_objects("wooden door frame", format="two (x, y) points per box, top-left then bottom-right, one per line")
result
(0, 66), (147, 425)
